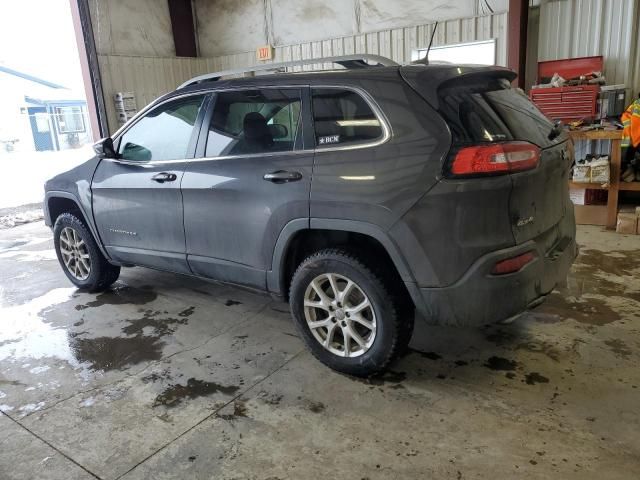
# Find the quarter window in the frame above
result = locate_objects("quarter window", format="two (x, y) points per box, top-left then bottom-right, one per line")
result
(205, 89), (302, 157)
(118, 94), (205, 161)
(312, 88), (383, 147)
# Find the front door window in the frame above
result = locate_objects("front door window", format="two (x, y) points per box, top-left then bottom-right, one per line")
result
(118, 95), (206, 161)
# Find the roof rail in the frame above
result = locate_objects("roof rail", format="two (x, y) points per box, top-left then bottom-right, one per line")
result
(177, 54), (399, 89)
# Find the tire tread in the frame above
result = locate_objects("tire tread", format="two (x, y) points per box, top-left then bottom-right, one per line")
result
(290, 248), (409, 376)
(54, 213), (120, 292)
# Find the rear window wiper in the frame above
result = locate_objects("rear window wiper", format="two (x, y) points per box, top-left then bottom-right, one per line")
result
(548, 120), (564, 141)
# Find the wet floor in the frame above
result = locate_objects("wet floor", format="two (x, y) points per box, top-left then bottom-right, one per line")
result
(0, 221), (639, 479)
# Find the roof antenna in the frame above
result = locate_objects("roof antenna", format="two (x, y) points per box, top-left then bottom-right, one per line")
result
(420, 21), (438, 65)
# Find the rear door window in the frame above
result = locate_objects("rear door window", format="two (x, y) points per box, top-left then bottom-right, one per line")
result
(205, 89), (302, 157)
(311, 88), (383, 148)
(438, 77), (563, 148)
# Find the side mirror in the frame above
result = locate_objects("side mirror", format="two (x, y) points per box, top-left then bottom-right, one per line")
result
(93, 137), (117, 158)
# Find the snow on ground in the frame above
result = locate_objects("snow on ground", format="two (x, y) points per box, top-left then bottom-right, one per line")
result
(0, 146), (93, 208)
(0, 208), (44, 229)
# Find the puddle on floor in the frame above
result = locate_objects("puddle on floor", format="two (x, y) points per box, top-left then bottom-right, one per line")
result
(153, 378), (240, 407)
(576, 248), (640, 278)
(0, 288), (79, 365)
(0, 237), (51, 254)
(484, 356), (518, 371)
(75, 285), (157, 309)
(524, 372), (550, 385)
(0, 285), (187, 375)
(533, 248), (640, 325)
(121, 309), (190, 337)
(69, 335), (164, 371)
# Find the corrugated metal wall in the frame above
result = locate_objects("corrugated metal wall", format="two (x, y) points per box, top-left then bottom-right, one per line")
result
(538, 0), (640, 92)
(210, 13), (507, 71)
(97, 55), (218, 132)
(98, 12), (507, 133)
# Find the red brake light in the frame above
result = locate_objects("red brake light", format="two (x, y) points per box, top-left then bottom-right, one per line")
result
(450, 142), (540, 176)
(491, 251), (535, 275)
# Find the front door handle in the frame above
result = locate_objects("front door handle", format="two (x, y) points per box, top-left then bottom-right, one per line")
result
(263, 170), (303, 183)
(151, 172), (177, 183)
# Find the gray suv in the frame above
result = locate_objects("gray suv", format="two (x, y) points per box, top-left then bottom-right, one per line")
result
(44, 55), (576, 376)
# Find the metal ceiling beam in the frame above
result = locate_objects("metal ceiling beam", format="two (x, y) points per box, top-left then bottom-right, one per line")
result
(508, 0), (528, 89)
(168, 0), (198, 57)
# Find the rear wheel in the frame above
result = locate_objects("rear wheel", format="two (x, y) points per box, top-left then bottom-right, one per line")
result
(290, 249), (409, 376)
(53, 213), (120, 292)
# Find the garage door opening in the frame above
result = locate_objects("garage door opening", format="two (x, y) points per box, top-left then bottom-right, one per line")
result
(0, 0), (93, 211)
(412, 39), (497, 65)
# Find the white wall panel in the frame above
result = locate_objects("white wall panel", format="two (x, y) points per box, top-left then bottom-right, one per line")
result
(89, 0), (175, 56)
(538, 0), (640, 93)
(192, 0), (507, 58)
(98, 55), (218, 134)
(210, 13), (507, 71)
(357, 0), (475, 32)
(196, 0), (267, 57)
(98, 12), (507, 133)
(270, 0), (357, 46)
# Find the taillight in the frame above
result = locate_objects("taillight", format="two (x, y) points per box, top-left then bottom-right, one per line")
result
(450, 141), (540, 176)
(491, 251), (535, 275)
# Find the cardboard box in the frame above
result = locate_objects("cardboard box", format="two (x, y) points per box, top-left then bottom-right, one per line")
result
(572, 164), (590, 182)
(574, 204), (607, 226)
(590, 157), (610, 183)
(616, 212), (638, 234)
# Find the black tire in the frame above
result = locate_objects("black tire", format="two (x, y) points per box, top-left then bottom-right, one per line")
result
(53, 212), (120, 292)
(289, 248), (409, 377)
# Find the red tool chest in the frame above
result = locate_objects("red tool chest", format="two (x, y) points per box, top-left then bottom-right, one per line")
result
(530, 56), (603, 122)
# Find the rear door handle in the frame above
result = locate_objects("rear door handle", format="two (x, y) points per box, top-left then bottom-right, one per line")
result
(151, 172), (177, 183)
(263, 170), (303, 183)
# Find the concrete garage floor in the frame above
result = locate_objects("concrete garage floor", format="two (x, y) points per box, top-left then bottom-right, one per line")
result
(0, 223), (639, 480)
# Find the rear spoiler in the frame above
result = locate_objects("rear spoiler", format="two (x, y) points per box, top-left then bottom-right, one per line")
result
(399, 65), (516, 110)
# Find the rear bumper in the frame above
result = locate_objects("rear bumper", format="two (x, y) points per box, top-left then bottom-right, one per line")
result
(410, 232), (577, 326)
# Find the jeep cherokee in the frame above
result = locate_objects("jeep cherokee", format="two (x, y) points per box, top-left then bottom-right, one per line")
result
(44, 55), (576, 376)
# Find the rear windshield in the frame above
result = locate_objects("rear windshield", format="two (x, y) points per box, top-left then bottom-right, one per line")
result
(438, 76), (564, 148)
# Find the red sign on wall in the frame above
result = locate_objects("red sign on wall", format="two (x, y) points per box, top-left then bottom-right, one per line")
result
(256, 45), (273, 61)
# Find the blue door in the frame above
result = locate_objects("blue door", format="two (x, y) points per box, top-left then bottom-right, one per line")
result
(27, 107), (54, 151)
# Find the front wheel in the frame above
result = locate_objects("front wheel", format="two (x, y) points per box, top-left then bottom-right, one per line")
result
(289, 249), (409, 377)
(53, 213), (120, 292)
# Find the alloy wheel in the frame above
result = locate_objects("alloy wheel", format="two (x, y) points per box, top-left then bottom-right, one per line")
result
(303, 273), (377, 357)
(59, 226), (91, 281)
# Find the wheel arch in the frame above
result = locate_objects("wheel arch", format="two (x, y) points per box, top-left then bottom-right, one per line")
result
(45, 191), (112, 262)
(268, 218), (420, 308)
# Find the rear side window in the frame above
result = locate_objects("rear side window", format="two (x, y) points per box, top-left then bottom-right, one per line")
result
(205, 89), (302, 157)
(312, 88), (383, 147)
(438, 76), (561, 148)
(118, 94), (205, 161)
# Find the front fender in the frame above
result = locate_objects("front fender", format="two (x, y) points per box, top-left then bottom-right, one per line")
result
(44, 190), (112, 262)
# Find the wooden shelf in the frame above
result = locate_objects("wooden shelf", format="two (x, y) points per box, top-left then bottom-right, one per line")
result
(568, 129), (623, 229)
(569, 181), (609, 190)
(568, 129), (623, 140)
(619, 182), (640, 192)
